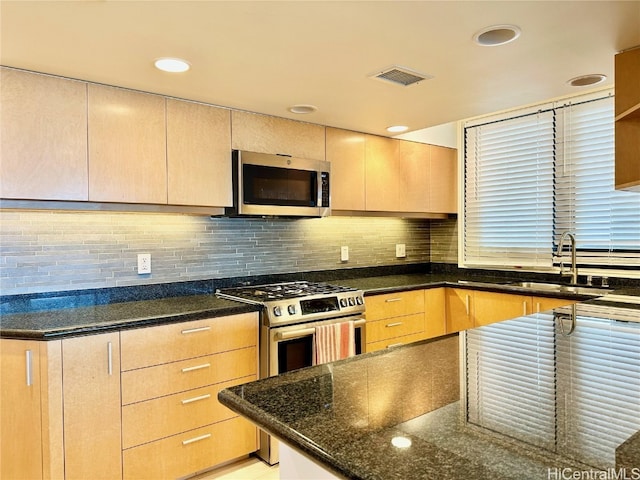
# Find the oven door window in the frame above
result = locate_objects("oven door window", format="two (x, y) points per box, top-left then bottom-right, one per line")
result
(243, 164), (317, 207)
(278, 336), (313, 374)
(276, 326), (363, 375)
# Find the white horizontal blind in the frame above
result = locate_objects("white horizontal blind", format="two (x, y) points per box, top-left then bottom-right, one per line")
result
(464, 111), (555, 268)
(464, 90), (640, 274)
(555, 96), (640, 271)
(556, 316), (640, 468)
(466, 314), (556, 449)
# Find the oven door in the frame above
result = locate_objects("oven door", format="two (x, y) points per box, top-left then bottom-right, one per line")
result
(267, 317), (365, 377)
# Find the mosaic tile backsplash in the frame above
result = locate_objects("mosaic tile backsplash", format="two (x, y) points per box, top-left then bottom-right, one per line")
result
(0, 211), (458, 295)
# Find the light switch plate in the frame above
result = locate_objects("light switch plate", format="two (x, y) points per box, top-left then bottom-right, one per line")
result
(396, 244), (406, 258)
(340, 246), (349, 262)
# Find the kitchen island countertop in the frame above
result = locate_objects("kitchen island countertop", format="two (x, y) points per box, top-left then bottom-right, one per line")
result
(219, 302), (640, 479)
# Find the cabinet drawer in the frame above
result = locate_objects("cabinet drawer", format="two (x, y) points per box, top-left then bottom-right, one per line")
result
(120, 312), (257, 371)
(122, 376), (254, 449)
(366, 313), (425, 343)
(365, 290), (424, 321)
(366, 332), (426, 353)
(122, 346), (257, 405)
(123, 416), (257, 480)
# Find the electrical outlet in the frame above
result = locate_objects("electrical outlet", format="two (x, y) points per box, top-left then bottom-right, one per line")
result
(137, 253), (151, 274)
(396, 244), (406, 258)
(340, 246), (349, 262)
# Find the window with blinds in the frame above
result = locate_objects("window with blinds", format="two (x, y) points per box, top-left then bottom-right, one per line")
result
(463, 91), (640, 274)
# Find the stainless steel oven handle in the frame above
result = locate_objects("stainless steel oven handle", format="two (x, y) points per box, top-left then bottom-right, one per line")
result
(276, 319), (366, 341)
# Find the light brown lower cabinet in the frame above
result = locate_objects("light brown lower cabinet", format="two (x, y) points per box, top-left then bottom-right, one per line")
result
(62, 333), (122, 480)
(120, 313), (259, 480)
(0, 339), (44, 480)
(364, 290), (426, 352)
(0, 312), (259, 480)
(122, 416), (256, 480)
(445, 288), (577, 332)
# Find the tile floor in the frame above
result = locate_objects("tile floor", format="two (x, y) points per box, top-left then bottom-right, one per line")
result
(190, 456), (279, 480)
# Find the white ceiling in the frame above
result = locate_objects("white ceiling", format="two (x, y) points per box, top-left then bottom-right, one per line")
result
(1, 1), (639, 137)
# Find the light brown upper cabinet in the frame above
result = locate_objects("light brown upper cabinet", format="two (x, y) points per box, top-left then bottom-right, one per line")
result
(231, 110), (326, 161)
(88, 84), (167, 204)
(166, 99), (232, 207)
(364, 135), (458, 215)
(364, 134), (402, 211)
(325, 127), (366, 211)
(398, 140), (430, 212)
(0, 68), (88, 201)
(429, 146), (457, 214)
(614, 47), (640, 192)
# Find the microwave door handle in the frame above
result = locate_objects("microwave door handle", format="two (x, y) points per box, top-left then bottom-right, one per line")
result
(316, 172), (322, 207)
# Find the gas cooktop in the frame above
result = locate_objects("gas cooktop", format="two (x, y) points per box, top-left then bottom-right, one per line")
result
(216, 281), (365, 326)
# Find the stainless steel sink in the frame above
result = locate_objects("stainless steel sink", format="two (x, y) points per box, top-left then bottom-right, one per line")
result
(509, 281), (611, 296)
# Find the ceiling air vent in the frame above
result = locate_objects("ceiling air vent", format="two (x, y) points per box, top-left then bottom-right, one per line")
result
(370, 66), (433, 87)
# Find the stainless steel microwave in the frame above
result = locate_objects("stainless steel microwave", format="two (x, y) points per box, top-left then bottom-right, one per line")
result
(225, 150), (331, 217)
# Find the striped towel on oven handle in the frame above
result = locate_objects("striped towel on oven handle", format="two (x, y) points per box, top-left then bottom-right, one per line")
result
(314, 320), (355, 365)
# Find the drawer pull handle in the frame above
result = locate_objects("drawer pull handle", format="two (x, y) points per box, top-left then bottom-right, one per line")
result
(107, 342), (113, 376)
(181, 393), (211, 405)
(181, 363), (211, 373)
(387, 342), (404, 348)
(26, 350), (33, 387)
(181, 326), (211, 335)
(385, 298), (402, 303)
(182, 433), (212, 446)
(386, 322), (403, 328)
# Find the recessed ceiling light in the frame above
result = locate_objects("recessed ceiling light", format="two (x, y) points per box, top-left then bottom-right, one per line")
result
(288, 104), (318, 114)
(387, 125), (409, 133)
(567, 74), (607, 87)
(154, 57), (190, 73)
(473, 25), (521, 46)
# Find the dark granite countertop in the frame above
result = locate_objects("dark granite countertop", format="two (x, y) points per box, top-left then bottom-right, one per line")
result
(2, 265), (638, 339)
(219, 303), (640, 479)
(0, 295), (259, 339)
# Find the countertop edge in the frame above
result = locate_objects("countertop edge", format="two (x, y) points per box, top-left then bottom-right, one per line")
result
(0, 303), (260, 340)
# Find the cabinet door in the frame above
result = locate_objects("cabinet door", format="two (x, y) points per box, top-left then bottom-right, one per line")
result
(614, 48), (640, 191)
(533, 296), (575, 313)
(325, 127), (366, 211)
(445, 288), (474, 333)
(0, 68), (88, 201)
(398, 140), (430, 212)
(424, 288), (447, 338)
(231, 110), (325, 160)
(473, 291), (531, 327)
(0, 339), (43, 480)
(88, 84), (167, 204)
(62, 332), (121, 480)
(429, 146), (457, 214)
(167, 99), (232, 207)
(364, 135), (401, 211)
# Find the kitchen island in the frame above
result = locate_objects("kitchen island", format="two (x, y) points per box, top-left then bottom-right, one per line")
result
(219, 301), (640, 479)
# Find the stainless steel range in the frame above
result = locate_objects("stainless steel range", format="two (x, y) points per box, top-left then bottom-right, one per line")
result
(216, 281), (366, 464)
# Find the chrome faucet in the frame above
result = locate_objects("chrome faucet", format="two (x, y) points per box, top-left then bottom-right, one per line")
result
(558, 231), (577, 284)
